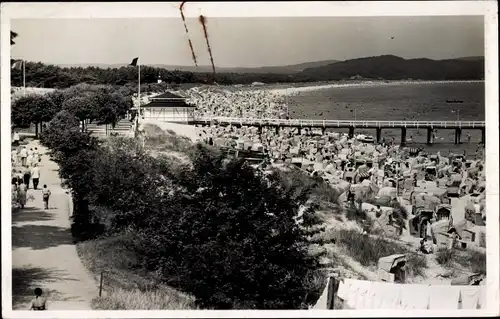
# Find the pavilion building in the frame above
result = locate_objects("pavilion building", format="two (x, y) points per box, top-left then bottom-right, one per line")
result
(140, 91), (195, 124)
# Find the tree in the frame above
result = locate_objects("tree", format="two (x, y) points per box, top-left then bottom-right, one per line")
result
(133, 144), (323, 309)
(11, 95), (35, 128)
(40, 110), (101, 239)
(62, 95), (97, 132)
(93, 89), (132, 127)
(11, 94), (58, 136)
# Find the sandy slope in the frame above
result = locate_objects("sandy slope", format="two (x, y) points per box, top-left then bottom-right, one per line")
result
(265, 80), (484, 96)
(11, 141), (97, 310)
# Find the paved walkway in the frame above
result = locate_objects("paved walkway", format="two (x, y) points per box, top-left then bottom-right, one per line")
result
(12, 140), (97, 310)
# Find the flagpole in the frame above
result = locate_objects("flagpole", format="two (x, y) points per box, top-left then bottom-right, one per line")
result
(138, 60), (141, 120)
(23, 60), (26, 96)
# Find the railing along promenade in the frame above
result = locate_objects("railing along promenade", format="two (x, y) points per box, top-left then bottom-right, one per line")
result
(190, 116), (486, 145)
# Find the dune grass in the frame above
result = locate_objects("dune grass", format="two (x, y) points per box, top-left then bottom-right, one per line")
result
(92, 287), (196, 310)
(331, 229), (407, 267)
(77, 233), (196, 310)
(435, 247), (486, 274)
(435, 247), (456, 267)
(316, 228), (427, 280)
(142, 123), (194, 155)
(460, 249), (487, 274)
(405, 252), (427, 278)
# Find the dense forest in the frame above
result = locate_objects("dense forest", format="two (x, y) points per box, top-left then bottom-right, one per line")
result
(11, 55), (484, 89)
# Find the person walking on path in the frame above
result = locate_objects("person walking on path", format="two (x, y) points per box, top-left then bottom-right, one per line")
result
(32, 164), (41, 190)
(12, 141), (96, 310)
(19, 146), (28, 167)
(16, 170), (24, 186)
(42, 184), (51, 210)
(12, 131), (20, 146)
(26, 149), (34, 168)
(23, 166), (32, 189)
(30, 288), (47, 310)
(34, 147), (41, 164)
(17, 182), (27, 209)
(12, 169), (19, 186)
(12, 148), (18, 166)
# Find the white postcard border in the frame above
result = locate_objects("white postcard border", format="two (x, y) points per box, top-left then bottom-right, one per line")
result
(1, 1), (498, 318)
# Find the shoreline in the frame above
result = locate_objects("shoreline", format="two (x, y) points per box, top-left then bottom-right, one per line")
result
(262, 80), (484, 96)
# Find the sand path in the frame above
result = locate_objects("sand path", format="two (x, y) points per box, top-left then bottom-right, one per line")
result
(11, 141), (97, 310)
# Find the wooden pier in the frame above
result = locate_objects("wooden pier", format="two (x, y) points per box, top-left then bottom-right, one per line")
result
(190, 117), (486, 145)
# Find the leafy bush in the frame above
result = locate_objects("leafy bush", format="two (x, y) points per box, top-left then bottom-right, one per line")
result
(131, 145), (324, 309)
(41, 114), (325, 309)
(272, 167), (339, 208)
(40, 110), (102, 239)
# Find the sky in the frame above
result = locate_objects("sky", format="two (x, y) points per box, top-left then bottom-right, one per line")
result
(11, 16), (484, 67)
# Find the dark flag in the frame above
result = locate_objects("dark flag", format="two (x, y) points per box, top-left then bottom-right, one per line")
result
(130, 57), (138, 66)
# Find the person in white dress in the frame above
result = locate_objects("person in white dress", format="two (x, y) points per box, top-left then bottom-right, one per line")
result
(33, 147), (41, 164)
(11, 149), (18, 166)
(26, 152), (34, 168)
(12, 131), (20, 146)
(19, 146), (28, 167)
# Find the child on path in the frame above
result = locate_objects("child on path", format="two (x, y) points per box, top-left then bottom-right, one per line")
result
(30, 288), (47, 310)
(42, 185), (51, 210)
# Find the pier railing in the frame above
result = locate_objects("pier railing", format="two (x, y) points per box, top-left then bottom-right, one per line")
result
(192, 117), (485, 129)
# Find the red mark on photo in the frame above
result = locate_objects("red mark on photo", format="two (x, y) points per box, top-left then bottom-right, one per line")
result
(199, 15), (216, 83)
(180, 2), (198, 67)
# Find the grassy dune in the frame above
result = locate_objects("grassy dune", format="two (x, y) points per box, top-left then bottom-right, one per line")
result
(77, 234), (197, 310)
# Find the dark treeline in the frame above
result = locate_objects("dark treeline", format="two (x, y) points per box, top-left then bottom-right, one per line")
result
(10, 62), (305, 89)
(11, 55), (484, 89)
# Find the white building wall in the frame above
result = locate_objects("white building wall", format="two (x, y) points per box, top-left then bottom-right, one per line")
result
(142, 107), (194, 123)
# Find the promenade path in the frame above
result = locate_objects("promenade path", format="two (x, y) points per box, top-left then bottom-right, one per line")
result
(11, 140), (97, 310)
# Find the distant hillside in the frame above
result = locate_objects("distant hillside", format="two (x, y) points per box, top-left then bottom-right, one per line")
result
(14, 55), (483, 89)
(57, 59), (339, 74)
(454, 56), (484, 61)
(299, 55), (484, 81)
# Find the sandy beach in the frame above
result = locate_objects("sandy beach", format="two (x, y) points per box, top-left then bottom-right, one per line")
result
(264, 80), (485, 96)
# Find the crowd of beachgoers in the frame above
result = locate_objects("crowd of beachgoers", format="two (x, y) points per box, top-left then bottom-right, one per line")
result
(10, 141), (44, 209)
(176, 86), (486, 250)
